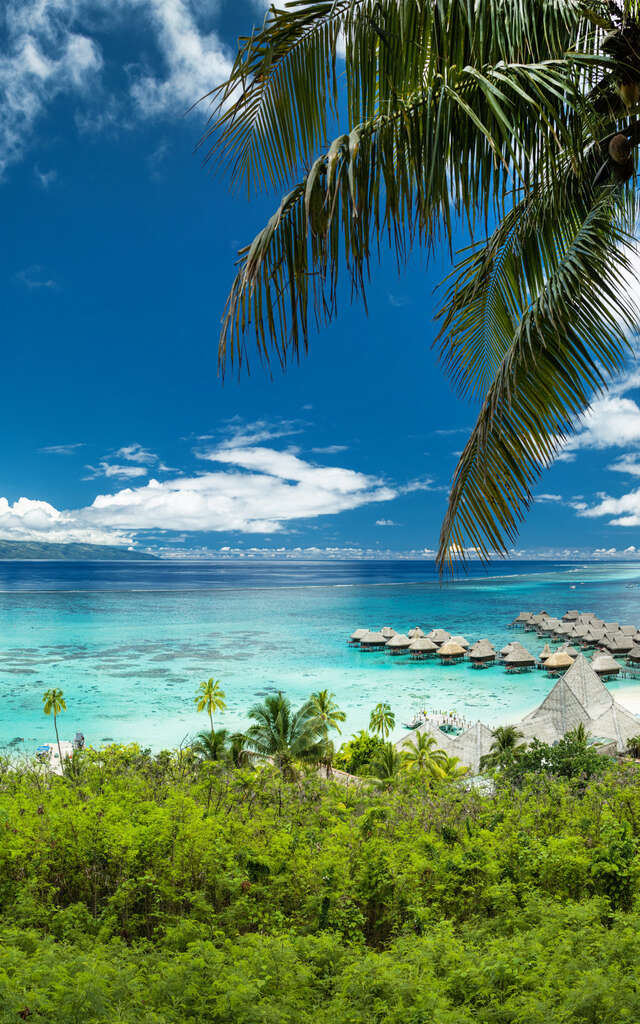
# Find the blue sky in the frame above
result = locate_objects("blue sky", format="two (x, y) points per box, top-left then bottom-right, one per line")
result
(2, 0), (640, 560)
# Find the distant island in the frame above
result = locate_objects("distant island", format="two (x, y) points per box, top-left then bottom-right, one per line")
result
(0, 541), (158, 561)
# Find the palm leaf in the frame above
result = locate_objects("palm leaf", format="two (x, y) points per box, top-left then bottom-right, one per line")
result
(436, 186), (640, 572)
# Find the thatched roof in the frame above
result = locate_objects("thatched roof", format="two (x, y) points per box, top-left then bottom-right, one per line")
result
(350, 628), (368, 641)
(592, 653), (621, 676)
(563, 610), (579, 621)
(538, 643), (552, 661)
(450, 635), (470, 648)
(606, 633), (634, 653)
(409, 637), (437, 653)
(504, 647), (535, 665)
(380, 626), (395, 638)
(513, 611), (533, 622)
(360, 631), (386, 645)
(386, 633), (411, 648)
(628, 645), (640, 663)
(621, 625), (637, 636)
(397, 720), (494, 773)
(545, 650), (574, 670)
(428, 628), (451, 644)
(438, 640), (466, 657)
(559, 644), (579, 658)
(407, 626), (425, 638)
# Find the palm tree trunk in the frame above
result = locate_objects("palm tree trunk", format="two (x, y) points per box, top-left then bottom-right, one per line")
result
(209, 707), (214, 734)
(53, 711), (64, 776)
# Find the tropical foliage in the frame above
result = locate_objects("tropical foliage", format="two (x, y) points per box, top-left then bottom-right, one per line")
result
(42, 687), (66, 773)
(245, 691), (324, 776)
(401, 731), (448, 777)
(205, 0), (640, 569)
(195, 678), (226, 732)
(369, 701), (395, 739)
(2, 746), (640, 1019)
(309, 688), (346, 737)
(479, 724), (526, 770)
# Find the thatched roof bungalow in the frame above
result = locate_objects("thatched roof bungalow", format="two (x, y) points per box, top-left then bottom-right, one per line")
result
(385, 633), (411, 655)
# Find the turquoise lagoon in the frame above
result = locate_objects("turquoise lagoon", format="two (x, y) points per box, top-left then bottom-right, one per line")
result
(1, 559), (640, 752)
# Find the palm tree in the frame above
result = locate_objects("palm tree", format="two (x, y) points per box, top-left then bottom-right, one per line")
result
(195, 678), (226, 732)
(627, 734), (640, 758)
(309, 689), (346, 739)
(204, 0), (640, 571)
(192, 728), (228, 762)
(245, 692), (324, 777)
(229, 731), (251, 768)
(42, 688), (66, 774)
(440, 755), (470, 779)
(402, 732), (448, 779)
(371, 741), (403, 780)
(480, 725), (526, 771)
(369, 702), (395, 740)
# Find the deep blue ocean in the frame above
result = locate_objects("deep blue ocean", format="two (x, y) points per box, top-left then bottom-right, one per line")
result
(2, 558), (640, 752)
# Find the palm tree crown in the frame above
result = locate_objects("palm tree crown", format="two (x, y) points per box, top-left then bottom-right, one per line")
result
(480, 725), (526, 771)
(309, 689), (347, 737)
(245, 692), (324, 775)
(195, 678), (226, 733)
(42, 688), (66, 774)
(402, 732), (448, 778)
(204, 0), (640, 570)
(369, 702), (396, 740)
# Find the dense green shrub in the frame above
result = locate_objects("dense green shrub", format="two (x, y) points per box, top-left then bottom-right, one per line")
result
(2, 747), (640, 1020)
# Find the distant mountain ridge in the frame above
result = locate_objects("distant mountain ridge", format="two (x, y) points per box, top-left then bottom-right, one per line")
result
(0, 541), (157, 560)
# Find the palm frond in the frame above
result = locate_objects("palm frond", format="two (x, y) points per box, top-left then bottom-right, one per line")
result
(219, 59), (583, 375)
(201, 0), (599, 193)
(436, 186), (640, 573)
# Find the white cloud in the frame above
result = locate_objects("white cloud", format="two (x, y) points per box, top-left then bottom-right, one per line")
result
(376, 519), (398, 526)
(15, 265), (57, 289)
(608, 453), (640, 477)
(34, 166), (57, 188)
(311, 445), (348, 454)
(536, 493), (563, 503)
(128, 0), (231, 117)
(0, 0), (231, 178)
(577, 487), (640, 526)
(561, 395), (640, 455)
(217, 418), (305, 449)
(0, 497), (132, 546)
(84, 462), (149, 480)
(113, 443), (158, 465)
(39, 442), (83, 455)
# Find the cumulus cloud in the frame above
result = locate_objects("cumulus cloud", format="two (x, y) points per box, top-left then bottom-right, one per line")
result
(560, 395), (640, 455)
(113, 443), (158, 465)
(0, 0), (231, 179)
(0, 445), (399, 544)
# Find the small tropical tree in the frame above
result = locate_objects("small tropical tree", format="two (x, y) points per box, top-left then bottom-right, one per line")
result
(192, 728), (229, 762)
(480, 725), (526, 771)
(369, 702), (395, 740)
(440, 755), (470, 779)
(309, 689), (346, 739)
(402, 732), (448, 779)
(245, 692), (324, 778)
(42, 688), (66, 774)
(627, 734), (640, 758)
(195, 678), (226, 732)
(371, 741), (403, 781)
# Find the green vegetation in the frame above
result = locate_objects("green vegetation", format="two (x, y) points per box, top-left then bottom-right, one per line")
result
(0, 541), (156, 560)
(42, 688), (66, 774)
(194, 678), (227, 733)
(208, 0), (640, 569)
(2, 745), (640, 1021)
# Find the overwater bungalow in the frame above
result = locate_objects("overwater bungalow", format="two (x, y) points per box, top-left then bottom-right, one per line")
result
(537, 643), (552, 667)
(504, 647), (536, 672)
(582, 628), (604, 647)
(605, 633), (634, 655)
(359, 631), (387, 651)
(380, 626), (395, 639)
(511, 611), (533, 629)
(603, 622), (620, 633)
(558, 643), (580, 658)
(628, 645), (640, 665)
(409, 637), (438, 659)
(591, 652), (621, 678)
(450, 634), (470, 649)
(545, 649), (574, 674)
(621, 625), (637, 636)
(407, 626), (425, 639)
(385, 633), (411, 655)
(349, 628), (368, 645)
(469, 640), (496, 667)
(427, 628), (450, 646)
(562, 609), (579, 621)
(437, 640), (466, 664)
